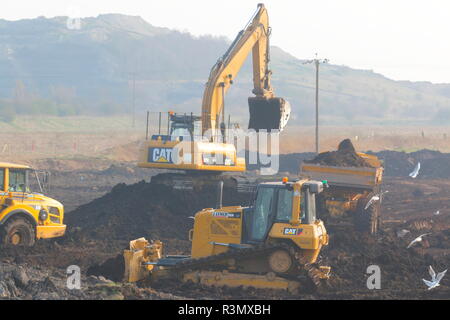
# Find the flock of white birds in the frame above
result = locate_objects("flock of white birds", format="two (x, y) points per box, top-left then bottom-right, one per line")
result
(364, 161), (447, 290)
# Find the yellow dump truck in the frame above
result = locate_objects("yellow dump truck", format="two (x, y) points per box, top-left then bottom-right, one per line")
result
(0, 162), (66, 246)
(300, 153), (384, 234)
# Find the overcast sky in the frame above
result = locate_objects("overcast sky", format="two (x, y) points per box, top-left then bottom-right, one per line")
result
(2, 0), (450, 84)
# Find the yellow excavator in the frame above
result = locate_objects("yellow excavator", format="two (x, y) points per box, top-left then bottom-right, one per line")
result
(138, 4), (290, 175)
(124, 178), (330, 293)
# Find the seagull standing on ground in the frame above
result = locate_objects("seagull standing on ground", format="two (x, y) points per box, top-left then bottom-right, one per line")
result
(423, 266), (447, 290)
(409, 162), (421, 178)
(407, 233), (431, 248)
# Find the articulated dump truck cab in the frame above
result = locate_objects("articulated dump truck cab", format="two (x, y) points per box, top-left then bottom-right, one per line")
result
(0, 162), (66, 246)
(124, 178), (330, 293)
(300, 152), (384, 234)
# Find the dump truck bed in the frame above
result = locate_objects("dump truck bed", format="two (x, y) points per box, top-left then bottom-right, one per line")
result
(299, 163), (383, 189)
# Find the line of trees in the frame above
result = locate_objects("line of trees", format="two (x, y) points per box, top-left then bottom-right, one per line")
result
(0, 80), (127, 123)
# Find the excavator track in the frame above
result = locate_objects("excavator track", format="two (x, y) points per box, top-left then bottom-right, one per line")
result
(149, 242), (329, 293)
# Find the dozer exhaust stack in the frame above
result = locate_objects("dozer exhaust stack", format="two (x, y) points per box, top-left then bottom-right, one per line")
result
(248, 97), (291, 132)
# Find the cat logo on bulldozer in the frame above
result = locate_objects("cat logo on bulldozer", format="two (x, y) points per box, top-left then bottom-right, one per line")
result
(149, 147), (174, 163)
(283, 228), (303, 235)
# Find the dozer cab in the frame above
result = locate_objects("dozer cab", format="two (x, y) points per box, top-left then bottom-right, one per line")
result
(0, 162), (66, 246)
(124, 178), (330, 293)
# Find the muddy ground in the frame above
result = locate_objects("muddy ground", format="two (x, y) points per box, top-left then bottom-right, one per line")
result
(0, 150), (449, 300)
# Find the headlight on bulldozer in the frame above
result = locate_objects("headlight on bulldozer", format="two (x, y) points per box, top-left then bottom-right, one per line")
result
(39, 209), (48, 221)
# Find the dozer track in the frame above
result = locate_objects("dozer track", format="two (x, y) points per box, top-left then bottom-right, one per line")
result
(148, 242), (329, 294)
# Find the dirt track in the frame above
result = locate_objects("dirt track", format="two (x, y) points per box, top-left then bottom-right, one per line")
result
(0, 152), (449, 300)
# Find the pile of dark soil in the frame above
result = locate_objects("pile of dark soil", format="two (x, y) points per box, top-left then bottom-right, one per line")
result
(87, 254), (125, 282)
(318, 230), (450, 299)
(304, 139), (373, 167)
(372, 149), (450, 178)
(65, 176), (249, 243)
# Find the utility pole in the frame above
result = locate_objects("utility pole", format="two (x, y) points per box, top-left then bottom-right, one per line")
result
(304, 54), (329, 154)
(132, 72), (136, 128)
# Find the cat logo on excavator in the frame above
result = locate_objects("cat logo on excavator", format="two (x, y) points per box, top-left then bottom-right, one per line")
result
(150, 148), (173, 163)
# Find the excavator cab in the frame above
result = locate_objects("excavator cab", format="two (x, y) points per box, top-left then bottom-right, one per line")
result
(248, 97), (291, 132)
(168, 113), (202, 142)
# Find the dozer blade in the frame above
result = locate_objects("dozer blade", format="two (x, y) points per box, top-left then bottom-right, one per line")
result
(248, 97), (291, 132)
(123, 238), (163, 282)
(124, 246), (149, 283)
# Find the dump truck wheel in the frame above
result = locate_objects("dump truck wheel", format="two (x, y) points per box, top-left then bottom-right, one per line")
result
(355, 195), (380, 234)
(0, 217), (36, 246)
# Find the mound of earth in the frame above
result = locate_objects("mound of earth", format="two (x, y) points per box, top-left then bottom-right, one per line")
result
(304, 139), (373, 167)
(372, 149), (450, 178)
(319, 230), (449, 299)
(64, 175), (250, 243)
(0, 257), (186, 300)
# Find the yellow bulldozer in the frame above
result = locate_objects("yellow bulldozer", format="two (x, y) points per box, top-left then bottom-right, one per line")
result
(124, 178), (330, 293)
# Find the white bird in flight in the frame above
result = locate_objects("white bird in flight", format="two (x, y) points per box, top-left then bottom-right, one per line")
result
(364, 191), (388, 210)
(423, 266), (447, 290)
(433, 210), (440, 216)
(364, 195), (380, 210)
(409, 162), (421, 178)
(407, 233), (431, 248)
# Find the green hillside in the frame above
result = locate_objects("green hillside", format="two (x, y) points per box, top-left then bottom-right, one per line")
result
(0, 14), (449, 125)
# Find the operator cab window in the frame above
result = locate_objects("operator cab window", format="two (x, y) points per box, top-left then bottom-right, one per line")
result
(250, 187), (276, 241)
(276, 188), (293, 221)
(9, 169), (27, 192)
(300, 192), (306, 220)
(302, 189), (316, 224)
(170, 127), (192, 141)
(0, 169), (4, 191)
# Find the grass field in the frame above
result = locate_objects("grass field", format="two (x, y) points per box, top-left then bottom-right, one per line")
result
(0, 116), (449, 169)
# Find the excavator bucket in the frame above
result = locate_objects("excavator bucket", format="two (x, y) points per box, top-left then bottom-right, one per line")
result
(248, 97), (291, 132)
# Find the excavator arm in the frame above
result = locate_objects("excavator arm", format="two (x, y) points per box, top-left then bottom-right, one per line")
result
(201, 3), (291, 136)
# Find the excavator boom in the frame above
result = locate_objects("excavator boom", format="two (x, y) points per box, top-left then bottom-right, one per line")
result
(201, 3), (291, 134)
